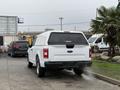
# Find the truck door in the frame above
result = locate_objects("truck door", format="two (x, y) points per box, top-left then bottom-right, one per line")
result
(28, 37), (36, 63)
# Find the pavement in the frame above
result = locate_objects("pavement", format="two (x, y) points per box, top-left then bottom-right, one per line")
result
(0, 54), (120, 90)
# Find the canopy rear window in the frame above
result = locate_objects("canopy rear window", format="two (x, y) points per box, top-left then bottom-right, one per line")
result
(48, 32), (88, 45)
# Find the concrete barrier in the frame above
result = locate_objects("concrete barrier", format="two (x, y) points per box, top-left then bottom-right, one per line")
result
(93, 72), (120, 86)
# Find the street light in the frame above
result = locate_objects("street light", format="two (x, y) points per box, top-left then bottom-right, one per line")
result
(59, 17), (64, 30)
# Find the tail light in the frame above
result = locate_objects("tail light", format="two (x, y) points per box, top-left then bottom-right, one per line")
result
(43, 48), (49, 59)
(89, 49), (92, 58)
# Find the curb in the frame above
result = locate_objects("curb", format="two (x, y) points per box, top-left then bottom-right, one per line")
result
(92, 72), (120, 86)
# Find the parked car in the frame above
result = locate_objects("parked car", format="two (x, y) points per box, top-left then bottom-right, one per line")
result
(8, 41), (29, 57)
(88, 34), (109, 52)
(27, 31), (92, 77)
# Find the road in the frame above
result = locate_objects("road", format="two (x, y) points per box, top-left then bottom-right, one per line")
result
(0, 54), (120, 90)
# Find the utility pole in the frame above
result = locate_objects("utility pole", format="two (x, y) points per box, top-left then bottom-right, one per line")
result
(59, 17), (64, 30)
(96, 8), (98, 18)
(74, 26), (77, 31)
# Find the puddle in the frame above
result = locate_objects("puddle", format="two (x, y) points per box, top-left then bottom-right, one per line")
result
(82, 67), (95, 81)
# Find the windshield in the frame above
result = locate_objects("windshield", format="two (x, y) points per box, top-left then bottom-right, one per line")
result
(88, 37), (97, 43)
(48, 32), (88, 45)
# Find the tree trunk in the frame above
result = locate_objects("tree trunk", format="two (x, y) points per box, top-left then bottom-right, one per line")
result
(108, 46), (112, 56)
(108, 45), (115, 57)
(112, 46), (115, 56)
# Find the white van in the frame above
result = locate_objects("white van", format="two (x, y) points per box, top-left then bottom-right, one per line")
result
(88, 34), (109, 52)
(27, 30), (92, 77)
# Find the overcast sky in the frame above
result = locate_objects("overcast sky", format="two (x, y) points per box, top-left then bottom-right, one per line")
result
(0, 0), (118, 31)
(0, 0), (118, 25)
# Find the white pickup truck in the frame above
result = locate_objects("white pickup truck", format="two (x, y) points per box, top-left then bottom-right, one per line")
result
(27, 31), (92, 77)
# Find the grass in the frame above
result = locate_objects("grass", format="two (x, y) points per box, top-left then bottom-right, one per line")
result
(91, 59), (120, 80)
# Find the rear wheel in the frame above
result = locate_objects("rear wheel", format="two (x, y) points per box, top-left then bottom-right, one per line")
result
(73, 68), (84, 76)
(8, 52), (10, 56)
(36, 57), (45, 77)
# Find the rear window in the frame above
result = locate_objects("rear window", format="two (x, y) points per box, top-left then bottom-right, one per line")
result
(15, 42), (29, 48)
(48, 32), (88, 45)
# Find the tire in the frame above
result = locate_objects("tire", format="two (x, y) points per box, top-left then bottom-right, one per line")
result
(27, 55), (33, 68)
(8, 53), (10, 56)
(36, 57), (45, 77)
(73, 68), (84, 76)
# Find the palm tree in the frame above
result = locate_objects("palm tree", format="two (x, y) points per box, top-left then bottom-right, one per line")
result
(91, 6), (120, 56)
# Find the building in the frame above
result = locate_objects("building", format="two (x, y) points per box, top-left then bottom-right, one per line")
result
(0, 16), (18, 52)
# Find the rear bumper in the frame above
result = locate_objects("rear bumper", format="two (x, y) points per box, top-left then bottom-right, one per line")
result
(45, 61), (92, 69)
(14, 51), (27, 55)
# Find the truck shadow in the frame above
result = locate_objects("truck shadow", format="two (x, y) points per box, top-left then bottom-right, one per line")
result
(27, 67), (96, 88)
(29, 66), (95, 82)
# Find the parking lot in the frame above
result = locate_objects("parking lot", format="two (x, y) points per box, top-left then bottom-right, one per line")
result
(0, 54), (119, 90)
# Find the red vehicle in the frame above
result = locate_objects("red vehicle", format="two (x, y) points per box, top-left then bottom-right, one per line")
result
(8, 41), (29, 57)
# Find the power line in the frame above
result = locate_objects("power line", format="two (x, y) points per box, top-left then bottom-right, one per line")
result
(18, 21), (90, 27)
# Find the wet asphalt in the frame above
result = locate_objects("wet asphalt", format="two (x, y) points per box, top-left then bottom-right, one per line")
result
(0, 54), (120, 90)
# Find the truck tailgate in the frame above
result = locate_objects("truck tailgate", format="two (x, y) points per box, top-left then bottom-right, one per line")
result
(49, 45), (90, 61)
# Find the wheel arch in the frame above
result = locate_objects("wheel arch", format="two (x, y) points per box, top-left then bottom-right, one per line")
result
(35, 54), (45, 67)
